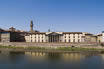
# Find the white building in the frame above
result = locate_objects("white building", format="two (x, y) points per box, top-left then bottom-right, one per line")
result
(25, 32), (97, 43)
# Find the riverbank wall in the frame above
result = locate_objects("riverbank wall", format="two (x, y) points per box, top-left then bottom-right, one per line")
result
(0, 42), (101, 47)
(0, 42), (104, 52)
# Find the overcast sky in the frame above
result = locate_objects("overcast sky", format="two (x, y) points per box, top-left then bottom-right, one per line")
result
(0, 0), (104, 34)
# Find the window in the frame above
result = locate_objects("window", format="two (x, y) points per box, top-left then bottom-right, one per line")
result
(78, 34), (80, 38)
(78, 36), (80, 38)
(42, 40), (43, 43)
(64, 34), (66, 38)
(65, 36), (66, 38)
(69, 36), (70, 38)
(69, 40), (70, 43)
(65, 40), (66, 43)
(42, 35), (43, 38)
(38, 40), (40, 42)
(73, 39), (75, 42)
(73, 34), (75, 38)
(78, 39), (80, 42)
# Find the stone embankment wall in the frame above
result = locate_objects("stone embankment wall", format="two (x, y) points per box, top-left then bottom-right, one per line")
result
(0, 42), (100, 47)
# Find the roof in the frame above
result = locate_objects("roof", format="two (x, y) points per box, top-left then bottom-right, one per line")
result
(29, 32), (46, 34)
(97, 34), (102, 36)
(0, 30), (28, 33)
(63, 32), (82, 34)
(85, 33), (93, 35)
(0, 28), (4, 31)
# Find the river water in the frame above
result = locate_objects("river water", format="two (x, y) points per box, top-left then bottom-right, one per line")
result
(0, 51), (104, 69)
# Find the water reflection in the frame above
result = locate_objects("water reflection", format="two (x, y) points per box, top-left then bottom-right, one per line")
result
(0, 51), (104, 69)
(0, 51), (103, 62)
(8, 51), (25, 63)
(24, 51), (100, 62)
(25, 52), (83, 62)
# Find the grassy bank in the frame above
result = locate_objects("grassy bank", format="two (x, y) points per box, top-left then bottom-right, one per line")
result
(0, 45), (104, 52)
(56, 47), (104, 51)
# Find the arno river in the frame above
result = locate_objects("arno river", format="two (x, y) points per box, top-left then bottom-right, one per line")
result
(0, 51), (104, 69)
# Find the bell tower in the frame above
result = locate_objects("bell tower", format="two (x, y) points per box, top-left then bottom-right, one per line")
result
(30, 20), (34, 32)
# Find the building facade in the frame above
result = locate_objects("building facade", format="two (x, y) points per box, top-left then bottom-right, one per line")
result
(25, 32), (86, 43)
(0, 31), (27, 42)
(0, 20), (104, 43)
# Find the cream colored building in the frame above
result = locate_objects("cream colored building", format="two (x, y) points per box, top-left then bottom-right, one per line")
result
(84, 33), (97, 43)
(97, 31), (104, 43)
(24, 20), (100, 43)
(25, 32), (98, 43)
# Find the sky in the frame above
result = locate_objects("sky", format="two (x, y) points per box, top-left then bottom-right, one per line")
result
(0, 0), (104, 34)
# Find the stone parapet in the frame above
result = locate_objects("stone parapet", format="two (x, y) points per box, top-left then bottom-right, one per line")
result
(0, 42), (100, 47)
